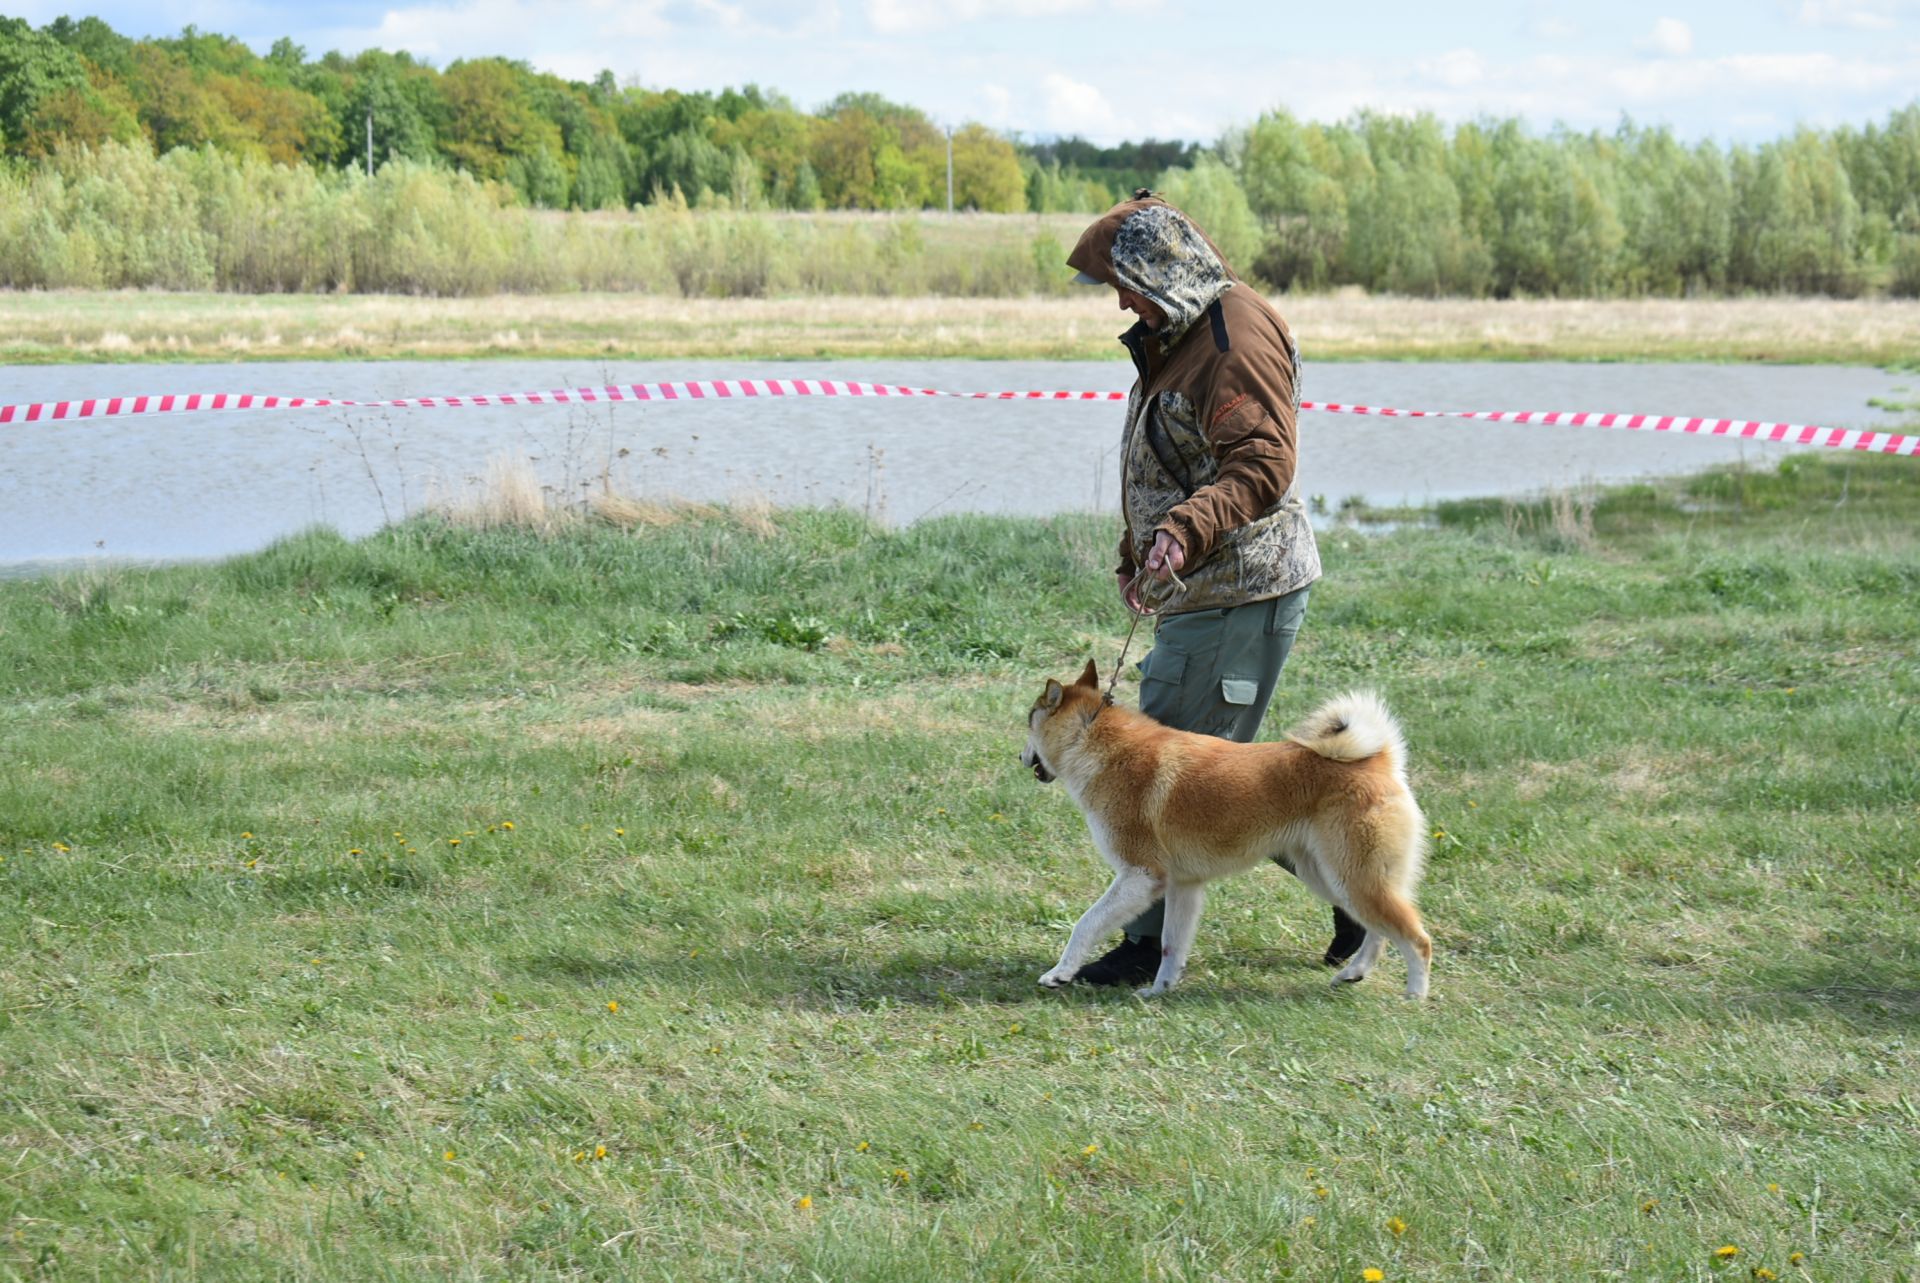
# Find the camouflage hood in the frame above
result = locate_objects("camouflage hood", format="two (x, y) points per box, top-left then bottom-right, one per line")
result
(1066, 192), (1235, 341)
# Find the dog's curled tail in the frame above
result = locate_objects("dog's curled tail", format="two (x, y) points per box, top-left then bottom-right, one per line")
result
(1288, 690), (1408, 777)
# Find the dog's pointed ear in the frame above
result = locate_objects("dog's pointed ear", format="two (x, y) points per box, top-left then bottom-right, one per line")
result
(1043, 679), (1064, 710)
(1077, 659), (1099, 688)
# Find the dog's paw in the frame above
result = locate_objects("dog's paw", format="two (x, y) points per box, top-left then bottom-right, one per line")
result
(1133, 983), (1169, 998)
(1038, 967), (1074, 988)
(1331, 964), (1369, 986)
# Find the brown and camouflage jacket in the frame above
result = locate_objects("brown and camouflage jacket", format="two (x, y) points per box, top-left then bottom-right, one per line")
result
(1067, 193), (1321, 615)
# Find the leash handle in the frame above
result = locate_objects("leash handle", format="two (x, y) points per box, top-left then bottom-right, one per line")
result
(1105, 563), (1187, 706)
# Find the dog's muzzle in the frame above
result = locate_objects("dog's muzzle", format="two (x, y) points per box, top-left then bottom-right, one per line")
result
(1021, 748), (1055, 784)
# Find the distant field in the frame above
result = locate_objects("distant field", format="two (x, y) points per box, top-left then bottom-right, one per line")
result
(3, 290), (1919, 365)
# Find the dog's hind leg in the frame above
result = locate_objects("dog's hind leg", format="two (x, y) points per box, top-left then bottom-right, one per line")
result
(1039, 868), (1163, 988)
(1336, 886), (1432, 1000)
(1138, 880), (1207, 996)
(1330, 931), (1385, 985)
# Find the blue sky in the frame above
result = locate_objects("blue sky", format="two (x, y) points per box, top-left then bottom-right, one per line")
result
(11, 0), (1920, 143)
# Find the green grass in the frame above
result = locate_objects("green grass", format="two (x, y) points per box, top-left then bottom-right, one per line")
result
(2, 454), (1917, 1281)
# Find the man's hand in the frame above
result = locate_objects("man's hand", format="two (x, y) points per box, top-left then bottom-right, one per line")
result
(1144, 530), (1186, 582)
(1116, 568), (1151, 614)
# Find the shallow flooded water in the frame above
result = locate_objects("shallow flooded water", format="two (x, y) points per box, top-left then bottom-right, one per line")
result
(1, 358), (1911, 569)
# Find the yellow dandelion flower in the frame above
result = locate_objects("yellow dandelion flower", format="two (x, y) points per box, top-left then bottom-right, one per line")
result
(615, 828), (625, 836)
(501, 821), (514, 830)
(1788, 1253), (1804, 1265)
(444, 1150), (456, 1162)
(447, 838), (460, 846)
(573, 1150), (586, 1162)
(1300, 1216), (1314, 1229)
(892, 1168), (910, 1182)
(1008, 1022), (1022, 1033)
(1714, 1245), (1739, 1259)
(1082, 1144), (1099, 1157)
(856, 1141), (870, 1152)
(795, 1195), (813, 1210)
(1313, 1186), (1329, 1199)
(1766, 1183), (1780, 1193)
(1386, 1216), (1407, 1236)
(594, 1145), (607, 1160)
(1753, 1270), (1776, 1281)
(1363, 1270), (1385, 1282)
(241, 832), (253, 839)
(52, 842), (70, 852)
(606, 1000), (619, 1013)
(1305, 1166), (1316, 1177)
(348, 848), (363, 856)
(1641, 1198), (1659, 1214)
(244, 858), (257, 869)
(968, 1122), (983, 1131)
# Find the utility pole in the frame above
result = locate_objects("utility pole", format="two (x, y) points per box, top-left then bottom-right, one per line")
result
(945, 125), (954, 216)
(365, 106), (373, 178)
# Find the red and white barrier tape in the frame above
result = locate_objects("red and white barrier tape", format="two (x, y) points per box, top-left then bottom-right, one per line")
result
(0, 379), (1913, 456)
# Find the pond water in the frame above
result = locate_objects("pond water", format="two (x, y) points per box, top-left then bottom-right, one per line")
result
(1, 358), (1911, 571)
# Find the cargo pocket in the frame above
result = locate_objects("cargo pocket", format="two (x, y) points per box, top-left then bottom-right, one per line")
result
(1137, 647), (1187, 723)
(1220, 678), (1259, 707)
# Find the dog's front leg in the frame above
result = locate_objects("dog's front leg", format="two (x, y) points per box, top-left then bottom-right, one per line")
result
(1139, 881), (1207, 996)
(1039, 869), (1162, 988)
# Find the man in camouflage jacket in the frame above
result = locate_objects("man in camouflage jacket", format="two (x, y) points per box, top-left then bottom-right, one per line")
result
(1063, 190), (1364, 985)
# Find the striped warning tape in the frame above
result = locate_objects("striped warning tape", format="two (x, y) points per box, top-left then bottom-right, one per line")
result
(0, 379), (1913, 455)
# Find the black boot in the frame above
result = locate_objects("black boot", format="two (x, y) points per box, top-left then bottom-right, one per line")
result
(1322, 906), (1367, 967)
(1076, 936), (1161, 986)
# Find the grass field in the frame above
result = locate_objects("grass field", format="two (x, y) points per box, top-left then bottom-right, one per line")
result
(2, 453), (1917, 1280)
(4, 291), (1920, 365)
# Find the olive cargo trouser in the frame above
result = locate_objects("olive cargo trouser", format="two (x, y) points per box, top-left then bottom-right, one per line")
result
(1121, 584), (1310, 941)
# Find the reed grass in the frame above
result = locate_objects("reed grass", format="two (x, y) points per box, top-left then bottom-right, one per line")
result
(4, 290), (1918, 365)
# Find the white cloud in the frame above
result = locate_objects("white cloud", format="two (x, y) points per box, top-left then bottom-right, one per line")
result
(1527, 16), (1580, 40)
(1795, 1), (1909, 30)
(1040, 72), (1122, 138)
(1638, 17), (1693, 56)
(864, 0), (1157, 35)
(978, 83), (1014, 128)
(1420, 48), (1486, 89)
(362, 0), (673, 60)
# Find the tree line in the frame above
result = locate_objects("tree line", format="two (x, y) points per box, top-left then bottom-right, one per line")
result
(1, 15), (1916, 296)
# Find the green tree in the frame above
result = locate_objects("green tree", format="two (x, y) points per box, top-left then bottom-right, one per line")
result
(949, 122), (1024, 211)
(437, 58), (565, 201)
(1152, 152), (1260, 272)
(1239, 109), (1352, 288)
(0, 18), (97, 154)
(1732, 130), (1862, 294)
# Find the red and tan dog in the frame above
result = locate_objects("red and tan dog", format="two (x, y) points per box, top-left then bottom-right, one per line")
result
(1022, 661), (1432, 998)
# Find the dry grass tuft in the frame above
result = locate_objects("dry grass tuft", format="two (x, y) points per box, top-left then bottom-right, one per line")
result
(726, 490), (778, 537)
(442, 455), (553, 530)
(590, 493), (692, 529)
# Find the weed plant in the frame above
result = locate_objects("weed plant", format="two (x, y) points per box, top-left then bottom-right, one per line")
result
(1, 454), (1916, 1280)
